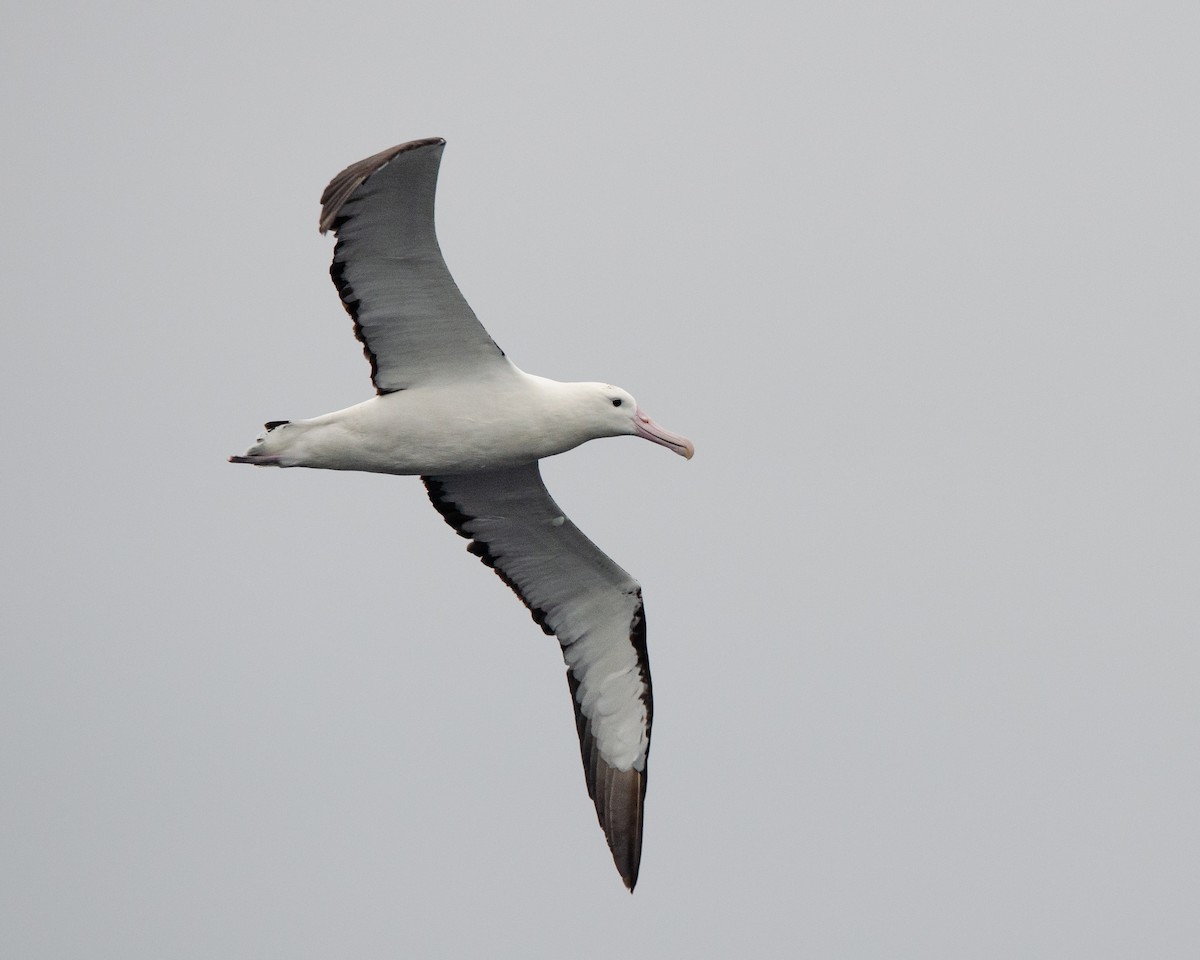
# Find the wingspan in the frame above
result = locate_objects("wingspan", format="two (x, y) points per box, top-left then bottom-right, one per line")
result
(423, 463), (653, 890)
(319, 139), (510, 393)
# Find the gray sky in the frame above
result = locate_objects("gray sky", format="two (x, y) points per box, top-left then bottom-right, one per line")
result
(4, 1), (1199, 956)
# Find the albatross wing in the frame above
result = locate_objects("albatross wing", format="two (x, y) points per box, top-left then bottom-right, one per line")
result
(319, 138), (510, 393)
(423, 463), (653, 890)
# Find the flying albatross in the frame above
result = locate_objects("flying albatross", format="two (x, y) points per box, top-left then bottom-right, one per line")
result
(229, 138), (692, 890)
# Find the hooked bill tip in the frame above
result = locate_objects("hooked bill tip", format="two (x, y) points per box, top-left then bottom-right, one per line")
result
(632, 407), (694, 459)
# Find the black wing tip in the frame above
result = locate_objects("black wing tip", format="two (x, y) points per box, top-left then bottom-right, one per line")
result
(598, 761), (647, 891)
(617, 822), (643, 890)
(318, 136), (446, 234)
(567, 670), (649, 892)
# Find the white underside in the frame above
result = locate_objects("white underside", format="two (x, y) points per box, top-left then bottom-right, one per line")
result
(238, 367), (630, 474)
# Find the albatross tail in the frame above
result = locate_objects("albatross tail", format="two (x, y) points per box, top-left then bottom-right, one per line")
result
(228, 420), (293, 466)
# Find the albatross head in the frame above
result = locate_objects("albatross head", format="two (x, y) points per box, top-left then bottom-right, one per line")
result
(590, 384), (694, 460)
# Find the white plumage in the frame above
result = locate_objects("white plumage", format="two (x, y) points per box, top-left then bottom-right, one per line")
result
(230, 138), (692, 890)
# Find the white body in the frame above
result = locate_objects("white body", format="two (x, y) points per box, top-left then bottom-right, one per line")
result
(241, 368), (654, 474)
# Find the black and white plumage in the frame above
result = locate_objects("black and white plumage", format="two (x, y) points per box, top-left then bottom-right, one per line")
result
(230, 138), (692, 890)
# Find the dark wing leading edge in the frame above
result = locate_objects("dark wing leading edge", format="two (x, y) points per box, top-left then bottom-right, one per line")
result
(423, 463), (653, 891)
(318, 138), (510, 393)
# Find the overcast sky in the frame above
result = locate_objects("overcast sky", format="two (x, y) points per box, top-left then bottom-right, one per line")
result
(4, 2), (1199, 957)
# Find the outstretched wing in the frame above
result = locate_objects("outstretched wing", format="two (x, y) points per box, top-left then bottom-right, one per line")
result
(423, 463), (653, 891)
(319, 138), (510, 393)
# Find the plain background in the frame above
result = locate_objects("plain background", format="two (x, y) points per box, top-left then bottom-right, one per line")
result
(4, 2), (1198, 957)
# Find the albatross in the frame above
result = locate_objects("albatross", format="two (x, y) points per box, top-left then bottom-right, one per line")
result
(229, 137), (692, 891)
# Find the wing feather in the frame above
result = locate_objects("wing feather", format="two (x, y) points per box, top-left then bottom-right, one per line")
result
(318, 138), (509, 393)
(424, 464), (652, 890)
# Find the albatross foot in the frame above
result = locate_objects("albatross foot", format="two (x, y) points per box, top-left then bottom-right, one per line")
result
(228, 454), (283, 466)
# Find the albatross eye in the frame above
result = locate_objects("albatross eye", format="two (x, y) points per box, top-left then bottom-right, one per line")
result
(611, 398), (623, 407)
